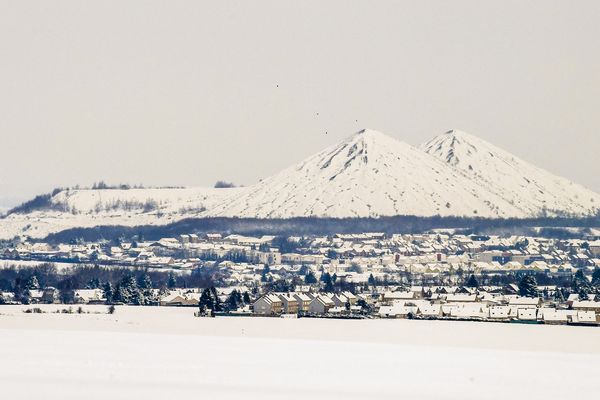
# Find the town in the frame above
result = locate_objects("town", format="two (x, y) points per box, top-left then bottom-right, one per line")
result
(1, 231), (600, 326)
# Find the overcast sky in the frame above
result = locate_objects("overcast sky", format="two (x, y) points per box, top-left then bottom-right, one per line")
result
(1, 0), (599, 208)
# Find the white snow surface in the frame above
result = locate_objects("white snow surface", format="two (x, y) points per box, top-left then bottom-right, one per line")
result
(1, 305), (599, 400)
(421, 129), (599, 218)
(0, 128), (598, 239)
(209, 129), (526, 218)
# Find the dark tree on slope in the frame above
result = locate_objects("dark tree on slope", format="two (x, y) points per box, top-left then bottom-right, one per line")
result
(368, 273), (376, 286)
(214, 181), (236, 188)
(304, 271), (317, 284)
(518, 275), (538, 298)
(466, 274), (479, 288)
(167, 272), (177, 289)
(321, 273), (334, 292)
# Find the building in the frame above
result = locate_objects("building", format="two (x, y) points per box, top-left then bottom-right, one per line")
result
(253, 294), (283, 315)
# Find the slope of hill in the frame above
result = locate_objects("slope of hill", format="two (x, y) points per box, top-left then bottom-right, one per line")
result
(208, 129), (523, 218)
(0, 128), (597, 240)
(421, 130), (599, 218)
(0, 187), (243, 240)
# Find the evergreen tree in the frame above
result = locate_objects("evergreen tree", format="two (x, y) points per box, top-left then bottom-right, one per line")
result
(198, 288), (214, 314)
(167, 273), (177, 289)
(553, 288), (565, 303)
(518, 275), (539, 298)
(26, 275), (39, 290)
(466, 274), (479, 288)
(210, 286), (223, 312)
(322, 273), (334, 292)
(137, 273), (155, 305)
(368, 273), (376, 286)
(86, 278), (101, 289)
(579, 289), (589, 301)
(226, 290), (242, 311)
(261, 265), (271, 282)
(102, 282), (113, 303)
(304, 271), (317, 284)
(138, 273), (153, 290)
(242, 291), (251, 304)
(591, 268), (600, 287)
(573, 269), (590, 291)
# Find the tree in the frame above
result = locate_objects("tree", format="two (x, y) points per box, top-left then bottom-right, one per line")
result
(591, 268), (600, 287)
(553, 288), (565, 303)
(102, 282), (113, 303)
(466, 274), (479, 288)
(368, 273), (376, 286)
(26, 275), (39, 290)
(518, 275), (539, 298)
(321, 273), (334, 292)
(579, 289), (590, 301)
(304, 271), (317, 284)
(261, 265), (271, 282)
(210, 286), (223, 312)
(242, 291), (251, 304)
(573, 269), (592, 294)
(167, 273), (177, 289)
(226, 290), (243, 311)
(198, 288), (214, 314)
(357, 299), (371, 314)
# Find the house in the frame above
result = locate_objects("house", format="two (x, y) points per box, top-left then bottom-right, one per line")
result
(419, 304), (442, 318)
(341, 291), (358, 305)
(572, 310), (598, 325)
(571, 300), (600, 312)
(446, 293), (477, 303)
(489, 306), (512, 320)
(253, 294), (283, 315)
(308, 295), (335, 314)
(509, 297), (541, 308)
(277, 293), (300, 314)
(540, 308), (570, 325)
(293, 293), (311, 313)
(382, 291), (414, 303)
(74, 289), (106, 304)
(379, 303), (418, 318)
(329, 293), (350, 308)
(0, 291), (16, 304)
(41, 287), (59, 304)
(517, 308), (538, 321)
(159, 291), (200, 306)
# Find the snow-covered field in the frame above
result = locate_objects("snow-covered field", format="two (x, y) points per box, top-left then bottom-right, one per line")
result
(1, 305), (599, 399)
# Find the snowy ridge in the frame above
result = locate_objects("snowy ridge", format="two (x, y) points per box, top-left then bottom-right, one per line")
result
(421, 130), (599, 217)
(208, 129), (524, 218)
(0, 128), (597, 239)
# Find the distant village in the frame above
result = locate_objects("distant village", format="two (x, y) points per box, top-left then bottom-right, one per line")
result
(2, 231), (600, 326)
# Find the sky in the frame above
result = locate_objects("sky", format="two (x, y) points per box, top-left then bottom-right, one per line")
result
(1, 0), (599, 209)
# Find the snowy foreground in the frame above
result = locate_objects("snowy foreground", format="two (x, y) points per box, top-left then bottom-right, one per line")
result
(1, 305), (600, 399)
